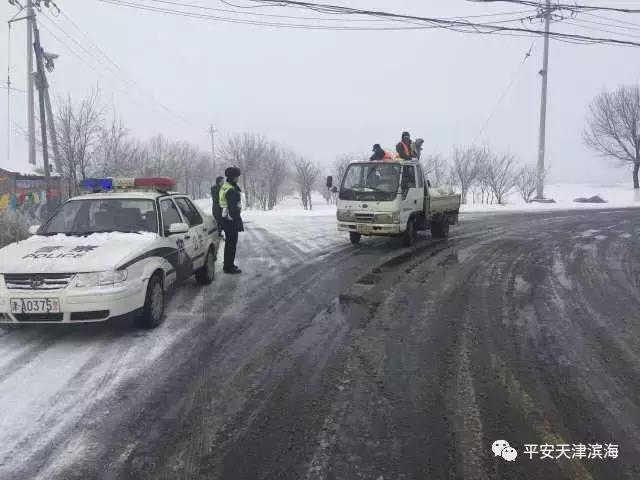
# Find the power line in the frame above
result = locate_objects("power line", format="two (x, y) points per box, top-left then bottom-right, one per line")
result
(241, 0), (640, 46)
(93, 0), (640, 45)
(95, 0), (500, 30)
(473, 42), (535, 143)
(39, 8), (192, 124)
(467, 0), (640, 14)
(145, 0), (538, 23)
(94, 0), (540, 31)
(0, 85), (27, 93)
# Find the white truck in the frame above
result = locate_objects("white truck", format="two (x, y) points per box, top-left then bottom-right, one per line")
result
(336, 160), (461, 246)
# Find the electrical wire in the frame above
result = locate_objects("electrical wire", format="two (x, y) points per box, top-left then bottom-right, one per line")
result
(39, 9), (192, 124)
(97, 0), (640, 46)
(467, 0), (640, 14)
(95, 0), (539, 31)
(473, 42), (535, 143)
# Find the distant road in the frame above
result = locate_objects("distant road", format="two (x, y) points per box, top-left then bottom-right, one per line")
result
(0, 209), (639, 479)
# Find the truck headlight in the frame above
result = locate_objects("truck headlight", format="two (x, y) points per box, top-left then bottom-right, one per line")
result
(337, 210), (352, 222)
(74, 270), (128, 288)
(392, 212), (400, 224)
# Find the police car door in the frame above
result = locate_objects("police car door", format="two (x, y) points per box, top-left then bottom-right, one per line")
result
(160, 197), (195, 281)
(174, 196), (207, 269)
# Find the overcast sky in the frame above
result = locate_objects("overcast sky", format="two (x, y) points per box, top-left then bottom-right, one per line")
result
(1, 0), (639, 185)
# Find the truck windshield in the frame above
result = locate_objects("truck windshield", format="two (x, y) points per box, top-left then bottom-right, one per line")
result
(340, 163), (401, 201)
(39, 199), (158, 235)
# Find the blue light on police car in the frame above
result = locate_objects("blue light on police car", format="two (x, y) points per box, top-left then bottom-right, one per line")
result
(80, 178), (113, 191)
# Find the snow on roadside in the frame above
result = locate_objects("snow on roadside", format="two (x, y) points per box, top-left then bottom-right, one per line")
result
(197, 183), (640, 228)
(196, 194), (343, 253)
(461, 183), (640, 214)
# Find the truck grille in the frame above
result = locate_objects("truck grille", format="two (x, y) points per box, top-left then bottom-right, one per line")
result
(354, 213), (375, 223)
(4, 273), (75, 291)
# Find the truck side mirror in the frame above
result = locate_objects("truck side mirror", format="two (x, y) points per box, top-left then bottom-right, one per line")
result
(326, 176), (333, 189)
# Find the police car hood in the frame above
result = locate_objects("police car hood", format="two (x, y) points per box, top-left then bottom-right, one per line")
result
(0, 232), (159, 274)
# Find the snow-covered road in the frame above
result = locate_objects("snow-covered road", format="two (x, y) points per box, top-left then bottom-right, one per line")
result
(0, 207), (639, 479)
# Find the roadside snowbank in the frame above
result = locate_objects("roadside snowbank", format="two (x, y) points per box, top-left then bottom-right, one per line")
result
(197, 183), (640, 222)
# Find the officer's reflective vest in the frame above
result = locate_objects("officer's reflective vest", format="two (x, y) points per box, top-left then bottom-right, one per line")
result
(219, 182), (234, 218)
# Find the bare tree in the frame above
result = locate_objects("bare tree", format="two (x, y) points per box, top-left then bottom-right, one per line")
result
(515, 165), (539, 203)
(585, 85), (640, 189)
(294, 157), (320, 210)
(93, 115), (142, 177)
(333, 154), (362, 189)
(421, 154), (448, 186)
(56, 89), (104, 195)
(483, 152), (517, 205)
(219, 133), (270, 208)
(253, 145), (290, 211)
(450, 146), (485, 204)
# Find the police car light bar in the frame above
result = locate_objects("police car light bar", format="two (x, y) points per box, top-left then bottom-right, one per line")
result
(80, 178), (113, 191)
(79, 177), (177, 193)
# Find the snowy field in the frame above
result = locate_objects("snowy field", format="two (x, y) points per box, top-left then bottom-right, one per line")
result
(462, 182), (640, 213)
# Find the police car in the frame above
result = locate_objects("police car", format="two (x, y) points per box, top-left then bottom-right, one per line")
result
(0, 177), (218, 328)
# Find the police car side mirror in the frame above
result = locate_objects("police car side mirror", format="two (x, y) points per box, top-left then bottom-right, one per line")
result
(168, 223), (189, 235)
(28, 225), (40, 235)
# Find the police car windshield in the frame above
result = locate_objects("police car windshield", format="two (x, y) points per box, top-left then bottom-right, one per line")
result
(40, 199), (158, 235)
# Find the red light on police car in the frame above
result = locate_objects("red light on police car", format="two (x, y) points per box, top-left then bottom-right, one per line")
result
(133, 177), (176, 190)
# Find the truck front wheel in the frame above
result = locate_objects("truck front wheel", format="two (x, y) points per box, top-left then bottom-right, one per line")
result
(350, 232), (362, 245)
(403, 219), (417, 247)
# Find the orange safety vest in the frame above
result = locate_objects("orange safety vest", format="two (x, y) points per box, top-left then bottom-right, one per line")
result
(397, 141), (411, 160)
(401, 142), (411, 157)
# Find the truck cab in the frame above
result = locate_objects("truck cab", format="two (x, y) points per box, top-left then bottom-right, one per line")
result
(336, 161), (461, 246)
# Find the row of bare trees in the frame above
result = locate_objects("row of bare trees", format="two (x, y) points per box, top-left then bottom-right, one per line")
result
(49, 90), (213, 198)
(432, 146), (541, 205)
(217, 133), (320, 210)
(44, 90), (320, 209)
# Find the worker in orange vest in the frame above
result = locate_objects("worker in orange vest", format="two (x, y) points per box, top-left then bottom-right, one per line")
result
(371, 144), (394, 161)
(396, 131), (413, 160)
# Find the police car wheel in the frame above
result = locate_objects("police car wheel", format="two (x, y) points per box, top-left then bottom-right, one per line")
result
(195, 247), (215, 285)
(138, 273), (164, 329)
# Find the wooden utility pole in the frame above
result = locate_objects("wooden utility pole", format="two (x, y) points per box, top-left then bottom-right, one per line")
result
(535, 0), (551, 200)
(31, 18), (51, 213)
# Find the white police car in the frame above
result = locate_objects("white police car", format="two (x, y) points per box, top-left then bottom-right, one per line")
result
(0, 177), (219, 328)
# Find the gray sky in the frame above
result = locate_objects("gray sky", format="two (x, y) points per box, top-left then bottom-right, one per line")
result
(1, 0), (639, 184)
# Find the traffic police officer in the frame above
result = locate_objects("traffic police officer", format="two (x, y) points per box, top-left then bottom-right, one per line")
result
(219, 167), (244, 274)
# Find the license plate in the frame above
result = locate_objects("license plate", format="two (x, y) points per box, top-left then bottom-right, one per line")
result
(10, 298), (60, 314)
(357, 225), (371, 235)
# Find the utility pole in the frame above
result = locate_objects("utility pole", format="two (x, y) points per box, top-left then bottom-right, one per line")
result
(535, 0), (551, 200)
(31, 18), (51, 213)
(208, 124), (217, 177)
(26, 0), (36, 166)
